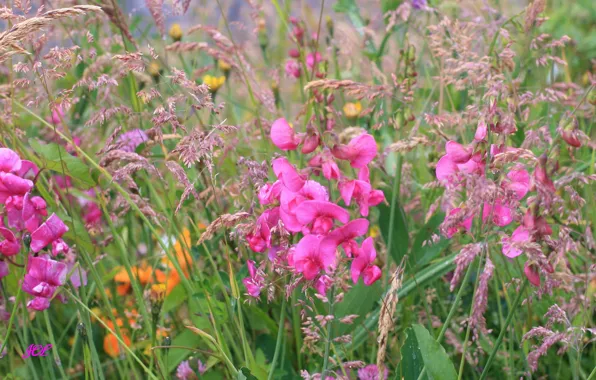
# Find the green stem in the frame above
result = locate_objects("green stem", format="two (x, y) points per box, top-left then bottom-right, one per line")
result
(268, 297), (287, 380)
(479, 281), (529, 380)
(321, 286), (336, 376)
(384, 154), (403, 289)
(457, 259), (484, 380)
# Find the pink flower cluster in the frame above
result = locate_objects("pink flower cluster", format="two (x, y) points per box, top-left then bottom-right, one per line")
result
(436, 137), (555, 286)
(284, 17), (324, 79)
(243, 119), (385, 297)
(0, 147), (78, 310)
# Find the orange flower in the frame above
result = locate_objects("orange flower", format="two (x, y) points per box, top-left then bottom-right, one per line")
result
(103, 333), (132, 358)
(114, 262), (163, 296)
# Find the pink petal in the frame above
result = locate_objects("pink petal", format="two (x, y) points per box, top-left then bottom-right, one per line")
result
(524, 263), (541, 287)
(445, 141), (472, 164)
(270, 118), (300, 151)
(436, 154), (458, 184)
(27, 297), (51, 311)
(301, 133), (320, 154)
(0, 227), (20, 256)
(0, 173), (34, 202)
(351, 254), (368, 283)
(362, 265), (382, 285)
(14, 160), (39, 179)
(320, 219), (369, 259)
(30, 214), (69, 253)
(258, 181), (283, 205)
(0, 148), (21, 173)
(339, 180), (356, 206)
(474, 120), (487, 141)
(501, 226), (530, 258)
(333, 133), (377, 169)
(0, 261), (8, 279)
(295, 200), (350, 225)
(505, 168), (530, 200)
(272, 157), (306, 192)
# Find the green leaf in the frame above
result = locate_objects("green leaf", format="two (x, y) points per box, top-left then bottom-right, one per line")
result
(382, 0), (403, 13)
(335, 280), (382, 335)
(400, 327), (425, 380)
(412, 324), (457, 380)
(167, 329), (201, 372)
(236, 367), (258, 380)
(379, 197), (409, 264)
(29, 139), (96, 189)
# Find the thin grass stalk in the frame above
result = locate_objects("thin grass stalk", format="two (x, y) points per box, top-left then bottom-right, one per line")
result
(267, 296), (287, 380)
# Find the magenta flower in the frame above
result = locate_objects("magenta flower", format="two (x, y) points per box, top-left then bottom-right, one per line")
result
(270, 118), (300, 151)
(309, 150), (341, 180)
(444, 208), (473, 238)
(482, 199), (513, 227)
(503, 167), (530, 199)
(280, 180), (329, 233)
(306, 52), (322, 70)
(246, 208), (279, 253)
(524, 263), (541, 287)
(436, 142), (485, 186)
(501, 225), (530, 258)
(314, 274), (332, 295)
(242, 260), (265, 297)
(475, 120), (487, 141)
(339, 166), (385, 217)
(293, 234), (336, 280)
(301, 132), (320, 154)
(0, 260), (8, 279)
(22, 255), (67, 310)
(6, 193), (47, 232)
(116, 129), (149, 153)
(272, 157), (306, 192)
(320, 218), (369, 259)
(357, 364), (388, 380)
(295, 200), (349, 234)
(445, 141), (472, 163)
(258, 181), (283, 205)
(176, 360), (194, 379)
(351, 237), (382, 285)
(0, 227), (20, 256)
(285, 59), (301, 78)
(331, 133), (377, 169)
(30, 213), (69, 253)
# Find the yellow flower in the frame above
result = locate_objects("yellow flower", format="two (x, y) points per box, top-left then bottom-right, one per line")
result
(218, 59), (232, 73)
(343, 101), (362, 119)
(203, 75), (226, 93)
(169, 23), (183, 42)
(369, 225), (380, 239)
(148, 60), (161, 79)
(150, 284), (167, 304)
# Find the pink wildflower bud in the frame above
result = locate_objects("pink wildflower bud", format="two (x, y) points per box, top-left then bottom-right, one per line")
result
(242, 260), (264, 297)
(524, 263), (541, 287)
(285, 60), (301, 78)
(306, 52), (322, 70)
(475, 120), (487, 141)
(301, 132), (320, 154)
(351, 237), (382, 286)
(288, 48), (300, 58)
(270, 118), (300, 151)
(534, 155), (556, 193)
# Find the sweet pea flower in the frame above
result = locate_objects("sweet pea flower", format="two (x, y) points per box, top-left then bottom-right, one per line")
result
(293, 234), (336, 280)
(30, 213), (69, 253)
(339, 166), (385, 217)
(306, 52), (322, 70)
(0, 148), (34, 203)
(272, 157), (306, 192)
(444, 208), (474, 238)
(358, 364), (388, 380)
(503, 167), (531, 199)
(523, 211), (552, 237)
(320, 218), (369, 259)
(301, 132), (320, 154)
(314, 274), (332, 296)
(331, 133), (377, 169)
(258, 181), (283, 205)
(242, 260), (265, 297)
(280, 180), (329, 232)
(285, 59), (301, 78)
(270, 118), (300, 151)
(436, 142), (485, 186)
(501, 225), (530, 258)
(524, 263), (541, 287)
(475, 120), (487, 141)
(116, 129), (149, 153)
(0, 227), (20, 256)
(482, 198), (513, 227)
(445, 141), (472, 163)
(351, 237), (382, 285)
(309, 150), (341, 180)
(22, 255), (67, 310)
(6, 193), (47, 232)
(295, 200), (349, 234)
(246, 208), (280, 253)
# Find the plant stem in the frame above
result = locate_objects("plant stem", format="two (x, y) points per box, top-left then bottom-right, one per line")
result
(268, 296), (287, 380)
(384, 153), (403, 289)
(479, 281), (529, 380)
(321, 286), (336, 377)
(457, 259), (484, 380)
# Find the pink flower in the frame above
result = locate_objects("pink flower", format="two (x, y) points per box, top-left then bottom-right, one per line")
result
(30, 213), (69, 253)
(22, 255), (67, 310)
(285, 60), (301, 78)
(444, 208), (473, 238)
(176, 360), (194, 380)
(445, 141), (472, 164)
(534, 164), (556, 193)
(524, 263), (541, 287)
(301, 132), (320, 154)
(482, 199), (513, 227)
(339, 167), (385, 217)
(51, 239), (69, 256)
(306, 52), (322, 69)
(0, 260), (8, 279)
(50, 106), (65, 125)
(351, 237), (382, 285)
(501, 225), (530, 258)
(116, 129), (149, 153)
(475, 120), (487, 141)
(331, 133), (377, 169)
(0, 148), (35, 203)
(288, 48), (300, 58)
(258, 181), (283, 205)
(247, 208), (279, 252)
(314, 275), (332, 295)
(357, 364), (388, 380)
(293, 234), (336, 280)
(295, 200), (349, 234)
(280, 180), (329, 232)
(503, 167), (530, 200)
(320, 218), (369, 259)
(309, 150), (341, 180)
(523, 211), (552, 237)
(0, 227), (20, 256)
(242, 260), (265, 297)
(273, 157), (306, 192)
(270, 118), (300, 151)
(6, 193), (47, 232)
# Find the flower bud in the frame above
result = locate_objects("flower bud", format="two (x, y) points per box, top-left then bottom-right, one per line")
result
(23, 233), (32, 250)
(169, 23), (183, 42)
(326, 16), (334, 37)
